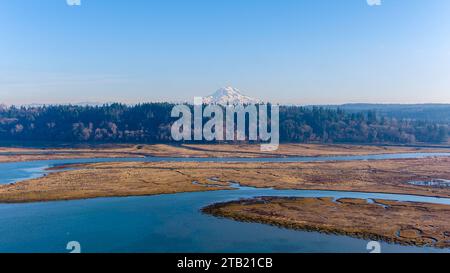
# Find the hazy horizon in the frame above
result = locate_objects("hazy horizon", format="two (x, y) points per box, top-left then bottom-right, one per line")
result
(1, 0), (450, 105)
(4, 97), (450, 107)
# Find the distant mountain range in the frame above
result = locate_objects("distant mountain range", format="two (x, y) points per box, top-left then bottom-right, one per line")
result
(4, 88), (450, 123)
(200, 88), (450, 123)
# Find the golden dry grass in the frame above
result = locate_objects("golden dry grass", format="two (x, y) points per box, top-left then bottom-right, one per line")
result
(203, 196), (450, 248)
(0, 143), (448, 163)
(0, 162), (232, 203)
(181, 143), (447, 157)
(1, 156), (450, 202)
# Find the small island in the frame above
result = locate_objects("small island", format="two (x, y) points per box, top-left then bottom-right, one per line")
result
(202, 196), (450, 248)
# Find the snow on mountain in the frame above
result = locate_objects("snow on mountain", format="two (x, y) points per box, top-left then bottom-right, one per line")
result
(203, 87), (261, 105)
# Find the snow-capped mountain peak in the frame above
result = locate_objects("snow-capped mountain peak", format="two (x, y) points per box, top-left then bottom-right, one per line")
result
(203, 87), (261, 105)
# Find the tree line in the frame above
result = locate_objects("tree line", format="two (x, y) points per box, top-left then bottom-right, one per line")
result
(0, 103), (448, 144)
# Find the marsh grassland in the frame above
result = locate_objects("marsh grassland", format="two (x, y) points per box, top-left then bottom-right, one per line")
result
(0, 162), (231, 203)
(2, 156), (450, 202)
(2, 143), (450, 248)
(0, 143), (448, 163)
(203, 196), (450, 248)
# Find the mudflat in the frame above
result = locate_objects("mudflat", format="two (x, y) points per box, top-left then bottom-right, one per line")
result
(202, 196), (450, 248)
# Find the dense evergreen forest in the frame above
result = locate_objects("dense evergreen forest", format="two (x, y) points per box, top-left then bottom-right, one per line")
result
(0, 103), (448, 144)
(316, 104), (450, 123)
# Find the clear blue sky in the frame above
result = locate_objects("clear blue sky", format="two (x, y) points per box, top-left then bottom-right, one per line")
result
(1, 0), (450, 105)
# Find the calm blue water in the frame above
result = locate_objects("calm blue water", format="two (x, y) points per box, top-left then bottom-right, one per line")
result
(1, 153), (450, 253)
